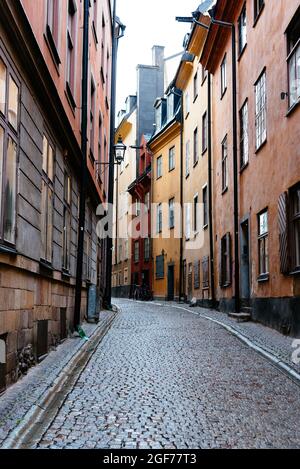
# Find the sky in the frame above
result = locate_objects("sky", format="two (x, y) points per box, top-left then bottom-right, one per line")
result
(116, 0), (200, 112)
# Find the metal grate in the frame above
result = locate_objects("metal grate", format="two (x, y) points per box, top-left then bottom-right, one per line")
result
(37, 320), (48, 359)
(60, 308), (67, 341)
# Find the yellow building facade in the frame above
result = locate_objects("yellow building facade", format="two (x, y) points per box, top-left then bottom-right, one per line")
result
(149, 98), (182, 301)
(175, 16), (213, 305)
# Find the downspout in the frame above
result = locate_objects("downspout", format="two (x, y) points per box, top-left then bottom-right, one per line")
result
(207, 72), (215, 307)
(179, 93), (184, 302)
(74, 0), (89, 329)
(231, 25), (240, 314)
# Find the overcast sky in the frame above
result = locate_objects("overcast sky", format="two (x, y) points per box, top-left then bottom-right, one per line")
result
(116, 0), (199, 112)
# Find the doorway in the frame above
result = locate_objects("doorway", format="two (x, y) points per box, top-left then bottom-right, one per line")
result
(167, 265), (175, 301)
(240, 219), (250, 300)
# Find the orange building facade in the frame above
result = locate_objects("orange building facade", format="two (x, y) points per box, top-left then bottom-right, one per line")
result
(201, 0), (300, 335)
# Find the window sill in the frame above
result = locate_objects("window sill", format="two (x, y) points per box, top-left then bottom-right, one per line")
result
(202, 147), (207, 156)
(193, 94), (198, 103)
(220, 88), (227, 101)
(253, 4), (265, 28)
(221, 282), (231, 289)
(169, 167), (175, 173)
(185, 173), (190, 179)
(286, 98), (300, 117)
(201, 74), (207, 86)
(100, 67), (105, 86)
(0, 244), (17, 255)
(193, 160), (199, 168)
(203, 224), (208, 230)
(257, 273), (269, 283)
(237, 43), (247, 62)
(39, 259), (54, 275)
(289, 269), (300, 277)
(65, 82), (76, 112)
(92, 22), (98, 46)
(185, 112), (190, 120)
(44, 26), (61, 68)
(156, 176), (162, 181)
(255, 139), (267, 155)
(240, 161), (249, 173)
(62, 269), (71, 279)
(222, 186), (228, 195)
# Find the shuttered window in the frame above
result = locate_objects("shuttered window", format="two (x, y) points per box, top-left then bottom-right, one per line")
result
(202, 256), (209, 289)
(156, 255), (164, 279)
(291, 184), (300, 272)
(278, 192), (290, 274)
(258, 209), (269, 277)
(194, 260), (200, 289)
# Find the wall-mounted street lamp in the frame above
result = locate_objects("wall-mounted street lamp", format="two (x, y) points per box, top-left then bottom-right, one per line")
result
(114, 135), (127, 164)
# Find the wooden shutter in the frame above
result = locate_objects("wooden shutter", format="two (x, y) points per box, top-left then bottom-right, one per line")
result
(156, 255), (164, 279)
(194, 261), (200, 289)
(226, 232), (232, 284)
(219, 238), (224, 287)
(202, 256), (209, 289)
(278, 192), (290, 274)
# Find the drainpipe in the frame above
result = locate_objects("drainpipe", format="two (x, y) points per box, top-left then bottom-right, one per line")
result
(179, 92), (184, 302)
(207, 72), (215, 307)
(74, 0), (89, 330)
(231, 25), (240, 315)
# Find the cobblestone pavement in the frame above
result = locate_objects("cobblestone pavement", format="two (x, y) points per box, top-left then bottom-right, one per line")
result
(167, 302), (300, 375)
(36, 300), (300, 449)
(0, 311), (114, 446)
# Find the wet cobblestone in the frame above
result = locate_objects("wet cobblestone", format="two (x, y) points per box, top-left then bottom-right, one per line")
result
(37, 300), (300, 449)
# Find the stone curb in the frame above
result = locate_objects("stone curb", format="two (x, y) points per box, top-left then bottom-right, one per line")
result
(135, 300), (300, 386)
(1, 307), (120, 449)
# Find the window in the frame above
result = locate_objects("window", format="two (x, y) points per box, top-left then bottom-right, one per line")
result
(220, 233), (232, 287)
(193, 72), (198, 101)
(124, 240), (129, 260)
(194, 260), (200, 289)
(92, 0), (98, 41)
(66, 0), (77, 99)
(144, 192), (150, 212)
(203, 185), (208, 228)
(202, 111), (208, 153)
(185, 203), (191, 240)
(287, 8), (300, 108)
(90, 77), (96, 157)
(41, 136), (54, 263)
(135, 200), (141, 217)
(221, 55), (227, 97)
(238, 4), (247, 55)
(202, 256), (209, 289)
(291, 184), (300, 271)
(101, 15), (106, 80)
(193, 127), (198, 165)
(240, 100), (249, 168)
(62, 171), (71, 271)
(255, 71), (267, 150)
(185, 92), (190, 116)
(156, 254), (164, 279)
(258, 210), (269, 277)
(124, 267), (129, 285)
(134, 240), (139, 263)
(169, 198), (175, 229)
(97, 114), (102, 176)
(156, 155), (162, 178)
(155, 104), (162, 131)
(157, 203), (162, 233)
(144, 237), (150, 261)
(169, 146), (175, 171)
(0, 56), (19, 246)
(85, 206), (92, 281)
(254, 0), (264, 22)
(46, 0), (60, 63)
(201, 66), (207, 83)
(185, 140), (190, 177)
(167, 93), (174, 121)
(221, 136), (228, 192)
(193, 195), (198, 232)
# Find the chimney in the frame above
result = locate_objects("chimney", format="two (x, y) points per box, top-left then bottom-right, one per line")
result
(152, 45), (165, 70)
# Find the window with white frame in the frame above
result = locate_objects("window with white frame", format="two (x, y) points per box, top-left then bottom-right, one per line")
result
(157, 203), (162, 233)
(169, 146), (175, 171)
(134, 240), (139, 263)
(193, 194), (198, 233)
(221, 135), (228, 192)
(238, 4), (247, 55)
(156, 155), (162, 179)
(221, 54), (227, 97)
(185, 91), (190, 116)
(240, 100), (249, 168)
(203, 185), (208, 228)
(169, 198), (175, 229)
(185, 140), (190, 177)
(185, 203), (191, 240)
(144, 237), (150, 261)
(0, 54), (19, 246)
(66, 0), (77, 100)
(144, 192), (150, 212)
(41, 135), (54, 263)
(258, 209), (269, 277)
(287, 7), (300, 108)
(255, 71), (267, 150)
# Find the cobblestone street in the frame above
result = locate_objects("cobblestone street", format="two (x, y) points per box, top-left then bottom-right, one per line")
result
(31, 300), (300, 449)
